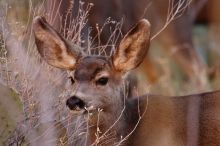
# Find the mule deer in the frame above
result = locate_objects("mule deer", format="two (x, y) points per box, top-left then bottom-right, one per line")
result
(33, 16), (220, 146)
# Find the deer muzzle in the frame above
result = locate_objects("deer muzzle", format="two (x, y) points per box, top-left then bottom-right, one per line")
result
(66, 96), (85, 111)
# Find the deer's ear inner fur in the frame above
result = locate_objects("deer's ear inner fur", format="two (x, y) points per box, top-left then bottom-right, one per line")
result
(113, 19), (151, 72)
(33, 16), (80, 70)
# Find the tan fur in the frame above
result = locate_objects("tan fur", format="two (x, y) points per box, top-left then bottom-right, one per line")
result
(113, 19), (151, 72)
(128, 92), (220, 146)
(33, 16), (79, 70)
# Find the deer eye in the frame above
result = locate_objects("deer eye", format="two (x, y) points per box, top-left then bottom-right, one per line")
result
(96, 77), (108, 86)
(68, 76), (75, 85)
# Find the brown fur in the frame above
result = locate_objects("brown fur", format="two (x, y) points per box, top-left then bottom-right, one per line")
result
(126, 91), (220, 146)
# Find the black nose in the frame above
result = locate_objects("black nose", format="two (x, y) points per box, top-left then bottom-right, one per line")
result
(66, 96), (85, 110)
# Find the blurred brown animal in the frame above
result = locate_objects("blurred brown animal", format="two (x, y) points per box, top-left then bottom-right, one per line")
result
(33, 16), (220, 146)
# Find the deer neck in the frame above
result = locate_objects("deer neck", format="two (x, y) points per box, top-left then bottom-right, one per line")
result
(86, 94), (137, 145)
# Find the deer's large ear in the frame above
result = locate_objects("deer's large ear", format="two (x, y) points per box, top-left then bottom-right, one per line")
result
(113, 19), (151, 72)
(33, 16), (80, 70)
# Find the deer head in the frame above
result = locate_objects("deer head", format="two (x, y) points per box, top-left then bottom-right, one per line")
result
(33, 16), (150, 117)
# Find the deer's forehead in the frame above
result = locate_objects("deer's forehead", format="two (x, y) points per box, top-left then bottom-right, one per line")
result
(74, 56), (112, 81)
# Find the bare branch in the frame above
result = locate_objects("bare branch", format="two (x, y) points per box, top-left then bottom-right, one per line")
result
(151, 0), (192, 40)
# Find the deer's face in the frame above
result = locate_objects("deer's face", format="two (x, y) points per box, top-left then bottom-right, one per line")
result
(33, 16), (150, 114)
(66, 56), (123, 113)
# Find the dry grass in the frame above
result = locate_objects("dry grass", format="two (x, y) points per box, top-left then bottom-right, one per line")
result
(0, 0), (125, 145)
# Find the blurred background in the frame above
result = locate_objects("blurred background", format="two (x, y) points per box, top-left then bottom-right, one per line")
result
(0, 0), (220, 145)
